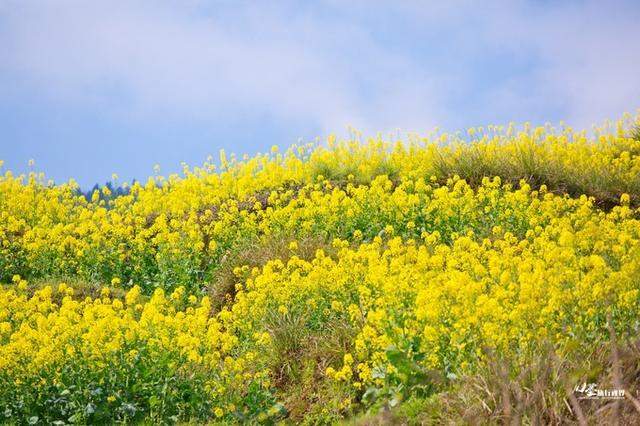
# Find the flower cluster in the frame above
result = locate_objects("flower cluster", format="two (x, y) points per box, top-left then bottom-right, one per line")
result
(0, 284), (276, 423)
(1, 116), (640, 422)
(1, 116), (639, 292)
(228, 186), (640, 400)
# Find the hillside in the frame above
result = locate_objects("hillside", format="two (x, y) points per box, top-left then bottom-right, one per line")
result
(1, 117), (640, 424)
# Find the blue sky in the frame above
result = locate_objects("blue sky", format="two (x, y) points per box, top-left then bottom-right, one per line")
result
(1, 0), (639, 187)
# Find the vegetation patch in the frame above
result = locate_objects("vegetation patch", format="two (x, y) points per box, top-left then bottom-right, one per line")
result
(1, 117), (640, 423)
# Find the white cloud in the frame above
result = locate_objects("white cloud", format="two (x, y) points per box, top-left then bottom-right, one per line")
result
(0, 0), (638, 137)
(472, 0), (640, 127)
(0, 0), (447, 136)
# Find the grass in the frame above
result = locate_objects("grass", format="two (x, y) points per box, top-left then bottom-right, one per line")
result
(347, 327), (640, 425)
(266, 310), (356, 423)
(432, 142), (638, 210)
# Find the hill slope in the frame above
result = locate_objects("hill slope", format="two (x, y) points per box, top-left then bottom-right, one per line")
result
(1, 117), (640, 423)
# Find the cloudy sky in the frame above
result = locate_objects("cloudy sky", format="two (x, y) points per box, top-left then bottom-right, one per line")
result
(1, 0), (639, 187)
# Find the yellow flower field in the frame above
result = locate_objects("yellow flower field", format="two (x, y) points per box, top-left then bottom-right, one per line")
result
(1, 116), (640, 423)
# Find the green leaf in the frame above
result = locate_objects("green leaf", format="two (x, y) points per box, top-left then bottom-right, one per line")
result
(362, 387), (380, 404)
(149, 395), (159, 407)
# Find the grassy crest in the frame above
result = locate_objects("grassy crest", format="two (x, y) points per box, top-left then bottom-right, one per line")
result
(1, 115), (640, 423)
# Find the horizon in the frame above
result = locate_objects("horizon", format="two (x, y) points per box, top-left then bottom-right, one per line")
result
(4, 113), (640, 191)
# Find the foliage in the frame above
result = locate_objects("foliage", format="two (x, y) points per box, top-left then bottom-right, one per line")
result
(1, 114), (640, 423)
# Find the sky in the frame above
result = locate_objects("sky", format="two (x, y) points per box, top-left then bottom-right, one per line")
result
(1, 0), (639, 187)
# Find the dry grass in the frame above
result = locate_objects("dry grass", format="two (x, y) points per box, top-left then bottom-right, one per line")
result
(350, 333), (640, 425)
(266, 311), (357, 422)
(206, 234), (337, 312)
(431, 140), (640, 210)
(20, 276), (129, 302)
